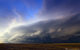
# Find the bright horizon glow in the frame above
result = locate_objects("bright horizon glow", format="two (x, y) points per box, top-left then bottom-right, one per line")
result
(0, 16), (26, 43)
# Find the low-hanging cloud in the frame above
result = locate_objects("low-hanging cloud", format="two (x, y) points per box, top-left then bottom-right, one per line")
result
(6, 14), (80, 43)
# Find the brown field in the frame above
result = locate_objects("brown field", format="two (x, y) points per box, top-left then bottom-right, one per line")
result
(0, 43), (80, 50)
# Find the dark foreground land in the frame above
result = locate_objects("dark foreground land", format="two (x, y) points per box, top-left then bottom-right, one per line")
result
(0, 43), (80, 50)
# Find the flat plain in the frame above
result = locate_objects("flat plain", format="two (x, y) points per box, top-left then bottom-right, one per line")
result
(0, 43), (80, 50)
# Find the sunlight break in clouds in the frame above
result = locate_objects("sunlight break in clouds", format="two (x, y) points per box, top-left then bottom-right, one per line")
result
(0, 11), (26, 43)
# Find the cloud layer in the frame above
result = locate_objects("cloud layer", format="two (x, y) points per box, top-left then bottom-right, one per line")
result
(7, 14), (80, 43)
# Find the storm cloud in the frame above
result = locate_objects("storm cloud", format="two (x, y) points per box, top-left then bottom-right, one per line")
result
(7, 14), (80, 43)
(0, 0), (80, 43)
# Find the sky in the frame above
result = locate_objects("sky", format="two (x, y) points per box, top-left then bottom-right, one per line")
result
(0, 0), (43, 43)
(0, 0), (80, 43)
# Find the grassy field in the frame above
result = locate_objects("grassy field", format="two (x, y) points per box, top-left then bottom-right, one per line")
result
(0, 43), (80, 50)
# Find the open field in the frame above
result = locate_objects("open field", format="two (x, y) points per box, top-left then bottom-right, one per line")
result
(0, 43), (80, 50)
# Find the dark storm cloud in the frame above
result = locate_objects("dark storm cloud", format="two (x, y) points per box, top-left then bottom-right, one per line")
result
(38, 0), (80, 20)
(8, 14), (80, 43)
